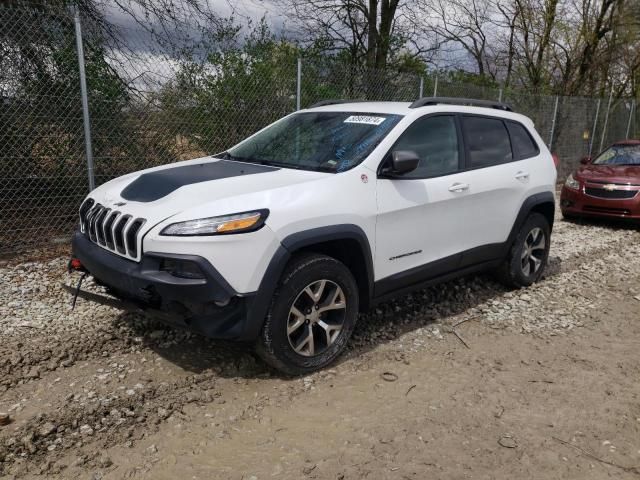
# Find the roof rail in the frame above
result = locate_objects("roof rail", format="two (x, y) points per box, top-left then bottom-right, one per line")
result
(409, 97), (513, 112)
(307, 99), (365, 108)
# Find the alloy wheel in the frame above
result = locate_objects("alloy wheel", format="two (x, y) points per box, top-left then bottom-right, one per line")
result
(287, 279), (347, 357)
(521, 227), (546, 276)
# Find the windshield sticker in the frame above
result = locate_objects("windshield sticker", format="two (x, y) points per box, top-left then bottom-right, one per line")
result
(344, 115), (386, 126)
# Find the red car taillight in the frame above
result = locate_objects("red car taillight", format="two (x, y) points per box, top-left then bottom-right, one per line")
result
(551, 153), (560, 169)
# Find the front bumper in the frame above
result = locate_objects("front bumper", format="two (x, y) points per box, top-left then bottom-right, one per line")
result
(71, 232), (262, 340)
(560, 184), (640, 221)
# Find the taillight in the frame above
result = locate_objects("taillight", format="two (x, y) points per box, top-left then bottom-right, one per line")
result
(551, 153), (560, 169)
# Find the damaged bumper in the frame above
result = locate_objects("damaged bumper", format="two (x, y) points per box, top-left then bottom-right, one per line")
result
(70, 232), (260, 340)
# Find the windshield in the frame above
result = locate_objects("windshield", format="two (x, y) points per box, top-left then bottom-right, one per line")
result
(223, 112), (403, 172)
(593, 145), (640, 166)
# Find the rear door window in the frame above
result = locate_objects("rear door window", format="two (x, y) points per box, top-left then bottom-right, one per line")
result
(506, 121), (539, 159)
(462, 116), (513, 169)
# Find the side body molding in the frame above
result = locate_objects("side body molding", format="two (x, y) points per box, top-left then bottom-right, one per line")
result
(372, 191), (556, 302)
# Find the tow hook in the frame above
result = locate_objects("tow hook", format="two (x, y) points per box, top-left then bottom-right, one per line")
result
(68, 257), (86, 273)
(68, 257), (88, 310)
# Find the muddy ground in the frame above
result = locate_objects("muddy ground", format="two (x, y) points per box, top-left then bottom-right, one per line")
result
(1, 208), (639, 479)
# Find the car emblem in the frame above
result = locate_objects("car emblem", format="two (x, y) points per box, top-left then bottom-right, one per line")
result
(113, 201), (127, 207)
(361, 174), (368, 184)
(602, 184), (616, 191)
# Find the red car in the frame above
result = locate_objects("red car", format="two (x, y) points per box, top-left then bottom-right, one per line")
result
(560, 140), (640, 222)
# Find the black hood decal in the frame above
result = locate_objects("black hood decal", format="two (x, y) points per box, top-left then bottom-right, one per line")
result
(120, 160), (279, 202)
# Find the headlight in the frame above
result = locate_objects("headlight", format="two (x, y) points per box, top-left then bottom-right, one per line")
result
(565, 173), (579, 190)
(161, 210), (269, 236)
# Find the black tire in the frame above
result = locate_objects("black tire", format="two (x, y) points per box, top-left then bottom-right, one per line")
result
(496, 213), (551, 288)
(256, 253), (359, 375)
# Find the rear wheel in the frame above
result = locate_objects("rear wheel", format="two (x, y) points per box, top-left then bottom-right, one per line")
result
(496, 213), (550, 288)
(256, 254), (359, 375)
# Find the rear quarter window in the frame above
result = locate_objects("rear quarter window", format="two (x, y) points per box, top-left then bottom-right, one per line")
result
(506, 121), (540, 159)
(462, 116), (513, 168)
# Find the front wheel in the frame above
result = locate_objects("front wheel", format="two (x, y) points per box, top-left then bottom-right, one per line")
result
(256, 254), (359, 375)
(496, 213), (551, 288)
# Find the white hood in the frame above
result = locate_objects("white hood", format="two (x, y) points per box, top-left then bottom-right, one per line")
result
(88, 156), (330, 230)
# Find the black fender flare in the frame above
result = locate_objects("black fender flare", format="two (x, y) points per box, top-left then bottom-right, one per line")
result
(506, 191), (556, 247)
(242, 224), (374, 340)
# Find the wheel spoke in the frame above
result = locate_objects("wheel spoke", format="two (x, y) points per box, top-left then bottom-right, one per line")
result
(293, 325), (314, 355)
(287, 306), (306, 335)
(530, 254), (541, 271)
(317, 319), (342, 346)
(318, 286), (346, 313)
(304, 280), (326, 303)
(531, 234), (546, 251)
(525, 232), (534, 248)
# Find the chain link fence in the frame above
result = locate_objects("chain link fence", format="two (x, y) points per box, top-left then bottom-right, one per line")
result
(1, 3), (638, 255)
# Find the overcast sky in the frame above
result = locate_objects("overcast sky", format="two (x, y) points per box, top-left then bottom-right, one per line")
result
(104, 0), (286, 33)
(99, 0), (467, 89)
(99, 0), (291, 91)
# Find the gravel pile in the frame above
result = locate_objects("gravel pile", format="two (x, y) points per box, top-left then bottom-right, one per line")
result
(2, 214), (637, 338)
(0, 209), (639, 476)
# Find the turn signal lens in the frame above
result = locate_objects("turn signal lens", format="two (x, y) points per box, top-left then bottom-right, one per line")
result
(565, 173), (579, 190)
(216, 214), (261, 232)
(161, 210), (268, 236)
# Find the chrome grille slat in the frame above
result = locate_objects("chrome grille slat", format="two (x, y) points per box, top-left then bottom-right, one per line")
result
(97, 208), (111, 245)
(122, 217), (134, 256)
(104, 211), (119, 249)
(88, 204), (102, 242)
(114, 215), (132, 254)
(125, 219), (145, 258)
(80, 200), (146, 261)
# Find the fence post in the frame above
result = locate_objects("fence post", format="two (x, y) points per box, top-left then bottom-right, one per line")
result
(626, 99), (635, 139)
(498, 87), (503, 103)
(419, 76), (424, 99)
(589, 98), (601, 156)
(73, 7), (95, 192)
(548, 96), (559, 149)
(599, 90), (613, 152)
(433, 74), (438, 97)
(296, 58), (302, 111)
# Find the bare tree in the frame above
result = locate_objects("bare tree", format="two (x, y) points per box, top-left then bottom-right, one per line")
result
(274, 0), (435, 70)
(424, 0), (497, 78)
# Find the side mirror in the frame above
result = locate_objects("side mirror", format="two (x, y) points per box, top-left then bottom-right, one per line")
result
(389, 150), (419, 175)
(580, 156), (592, 165)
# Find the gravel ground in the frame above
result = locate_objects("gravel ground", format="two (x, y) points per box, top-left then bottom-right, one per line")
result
(1, 205), (639, 478)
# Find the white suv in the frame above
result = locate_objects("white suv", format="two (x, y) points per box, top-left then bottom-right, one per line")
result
(70, 97), (557, 374)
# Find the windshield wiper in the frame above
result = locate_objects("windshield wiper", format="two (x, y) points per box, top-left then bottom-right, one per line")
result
(216, 152), (270, 165)
(261, 161), (336, 173)
(218, 153), (336, 173)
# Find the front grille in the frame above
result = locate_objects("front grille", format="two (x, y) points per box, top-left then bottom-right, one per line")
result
(585, 187), (638, 200)
(79, 199), (146, 260)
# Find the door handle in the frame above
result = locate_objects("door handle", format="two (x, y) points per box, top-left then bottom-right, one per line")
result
(515, 171), (530, 180)
(448, 182), (469, 193)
